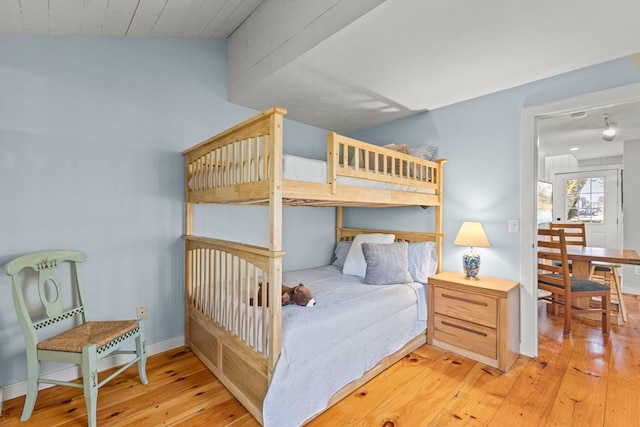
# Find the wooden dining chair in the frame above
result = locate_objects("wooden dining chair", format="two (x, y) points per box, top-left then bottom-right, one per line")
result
(4, 250), (148, 427)
(550, 222), (627, 322)
(549, 223), (587, 272)
(549, 222), (587, 246)
(537, 229), (610, 335)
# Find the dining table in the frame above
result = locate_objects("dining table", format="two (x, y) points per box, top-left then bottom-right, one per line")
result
(565, 245), (640, 318)
(566, 245), (640, 279)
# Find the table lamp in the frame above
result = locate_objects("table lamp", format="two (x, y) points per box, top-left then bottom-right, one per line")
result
(453, 222), (490, 279)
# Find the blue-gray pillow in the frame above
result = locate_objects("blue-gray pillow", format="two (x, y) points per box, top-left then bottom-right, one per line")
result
(332, 240), (352, 269)
(361, 242), (413, 285)
(343, 233), (396, 278)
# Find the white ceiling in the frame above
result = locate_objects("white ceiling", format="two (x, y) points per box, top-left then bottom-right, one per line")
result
(0, 0), (263, 38)
(538, 99), (640, 161)
(1, 0), (639, 160)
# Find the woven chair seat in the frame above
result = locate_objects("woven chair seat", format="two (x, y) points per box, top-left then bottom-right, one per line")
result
(38, 320), (138, 353)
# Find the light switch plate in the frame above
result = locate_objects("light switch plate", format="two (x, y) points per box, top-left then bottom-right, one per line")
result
(508, 219), (519, 233)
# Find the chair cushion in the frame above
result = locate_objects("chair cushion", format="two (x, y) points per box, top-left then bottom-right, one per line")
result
(552, 260), (573, 270)
(38, 320), (138, 353)
(570, 277), (610, 293)
(539, 274), (610, 293)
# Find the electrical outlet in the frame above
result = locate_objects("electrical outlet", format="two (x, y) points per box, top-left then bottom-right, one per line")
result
(136, 305), (148, 319)
(636, 266), (640, 275)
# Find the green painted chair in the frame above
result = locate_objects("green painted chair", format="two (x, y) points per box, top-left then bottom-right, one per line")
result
(4, 250), (148, 426)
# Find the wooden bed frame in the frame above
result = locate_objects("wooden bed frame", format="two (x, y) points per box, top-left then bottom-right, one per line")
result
(182, 107), (446, 424)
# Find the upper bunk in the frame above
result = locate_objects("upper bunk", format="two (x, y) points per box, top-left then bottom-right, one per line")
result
(183, 107), (445, 209)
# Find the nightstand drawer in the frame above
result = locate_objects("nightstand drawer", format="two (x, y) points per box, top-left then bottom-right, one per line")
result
(433, 313), (497, 359)
(433, 286), (497, 328)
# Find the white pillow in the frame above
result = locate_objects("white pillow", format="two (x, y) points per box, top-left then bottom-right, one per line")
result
(343, 233), (395, 278)
(408, 241), (438, 284)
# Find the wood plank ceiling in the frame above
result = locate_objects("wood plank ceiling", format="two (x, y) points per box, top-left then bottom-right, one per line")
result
(0, 0), (262, 38)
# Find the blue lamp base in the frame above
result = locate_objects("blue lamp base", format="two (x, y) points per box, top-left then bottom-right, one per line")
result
(462, 247), (480, 280)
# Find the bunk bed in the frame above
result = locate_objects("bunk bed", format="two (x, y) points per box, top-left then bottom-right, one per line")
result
(182, 107), (446, 426)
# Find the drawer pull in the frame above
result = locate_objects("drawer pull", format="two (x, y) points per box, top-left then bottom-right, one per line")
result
(441, 320), (488, 337)
(441, 293), (488, 307)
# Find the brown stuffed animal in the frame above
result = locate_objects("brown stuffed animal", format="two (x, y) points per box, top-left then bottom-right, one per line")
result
(250, 283), (315, 307)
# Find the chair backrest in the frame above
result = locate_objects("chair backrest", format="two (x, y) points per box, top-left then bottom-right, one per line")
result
(549, 223), (586, 246)
(537, 228), (572, 298)
(4, 250), (88, 348)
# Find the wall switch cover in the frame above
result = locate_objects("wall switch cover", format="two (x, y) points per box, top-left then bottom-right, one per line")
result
(508, 219), (519, 233)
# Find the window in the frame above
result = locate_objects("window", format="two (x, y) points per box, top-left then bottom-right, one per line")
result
(564, 177), (604, 223)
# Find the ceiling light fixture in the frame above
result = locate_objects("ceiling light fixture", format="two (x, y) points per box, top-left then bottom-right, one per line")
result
(602, 114), (617, 141)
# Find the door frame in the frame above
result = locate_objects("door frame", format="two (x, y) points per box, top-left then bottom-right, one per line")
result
(520, 82), (640, 357)
(552, 167), (621, 248)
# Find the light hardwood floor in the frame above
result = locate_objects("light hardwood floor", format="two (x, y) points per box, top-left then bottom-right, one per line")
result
(2, 294), (639, 426)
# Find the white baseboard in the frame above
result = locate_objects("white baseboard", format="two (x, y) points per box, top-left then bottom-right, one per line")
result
(0, 336), (185, 405)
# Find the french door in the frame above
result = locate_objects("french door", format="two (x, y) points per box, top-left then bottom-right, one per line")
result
(553, 169), (620, 248)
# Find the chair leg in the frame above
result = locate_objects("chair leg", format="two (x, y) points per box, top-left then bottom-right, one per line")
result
(611, 267), (628, 322)
(21, 350), (40, 421)
(563, 294), (572, 335)
(602, 293), (610, 334)
(136, 321), (148, 384)
(82, 345), (99, 427)
(590, 264), (627, 323)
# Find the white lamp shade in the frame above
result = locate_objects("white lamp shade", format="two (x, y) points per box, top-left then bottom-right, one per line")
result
(453, 222), (490, 248)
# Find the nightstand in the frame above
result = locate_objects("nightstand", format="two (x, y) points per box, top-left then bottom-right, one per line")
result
(427, 272), (520, 372)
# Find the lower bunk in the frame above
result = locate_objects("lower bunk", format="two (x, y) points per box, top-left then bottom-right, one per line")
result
(184, 228), (440, 426)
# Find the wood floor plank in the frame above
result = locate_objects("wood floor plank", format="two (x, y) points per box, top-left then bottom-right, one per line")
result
(306, 346), (444, 426)
(545, 347), (609, 426)
(604, 333), (640, 426)
(354, 352), (477, 426)
(487, 357), (565, 427)
(169, 395), (253, 426)
(107, 380), (227, 426)
(224, 413), (263, 427)
(2, 295), (638, 427)
(428, 356), (528, 426)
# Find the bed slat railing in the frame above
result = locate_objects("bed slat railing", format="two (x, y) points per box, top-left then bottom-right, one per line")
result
(184, 235), (285, 363)
(183, 107), (287, 195)
(328, 132), (441, 194)
(186, 134), (271, 192)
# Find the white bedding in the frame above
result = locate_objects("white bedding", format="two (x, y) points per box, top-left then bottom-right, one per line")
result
(263, 265), (427, 427)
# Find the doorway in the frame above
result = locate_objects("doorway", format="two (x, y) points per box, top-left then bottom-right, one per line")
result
(520, 82), (640, 357)
(553, 169), (620, 248)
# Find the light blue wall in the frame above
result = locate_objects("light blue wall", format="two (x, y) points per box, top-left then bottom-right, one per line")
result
(192, 118), (338, 270)
(348, 56), (639, 284)
(0, 35), (333, 388)
(2, 34), (638, 388)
